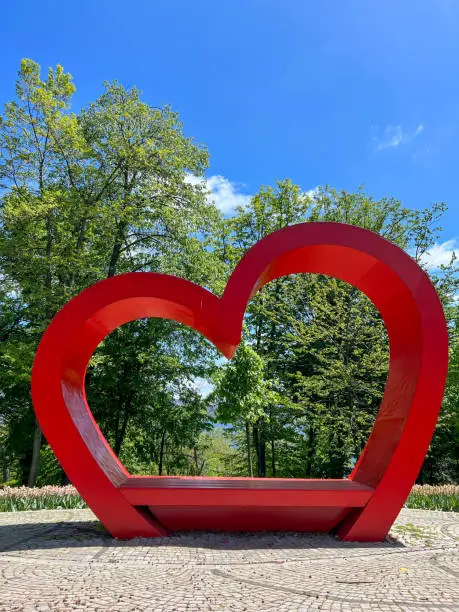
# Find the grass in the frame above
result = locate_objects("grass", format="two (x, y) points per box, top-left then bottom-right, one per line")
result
(0, 483), (457, 513)
(392, 522), (437, 539)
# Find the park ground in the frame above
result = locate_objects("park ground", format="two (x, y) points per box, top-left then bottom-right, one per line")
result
(0, 508), (457, 611)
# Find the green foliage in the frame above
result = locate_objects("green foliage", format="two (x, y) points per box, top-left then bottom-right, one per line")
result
(36, 445), (63, 486)
(0, 60), (457, 490)
(209, 341), (283, 476)
(192, 429), (240, 476)
(419, 305), (459, 484)
(87, 318), (216, 475)
(212, 342), (275, 425)
(0, 59), (219, 485)
(211, 180), (458, 481)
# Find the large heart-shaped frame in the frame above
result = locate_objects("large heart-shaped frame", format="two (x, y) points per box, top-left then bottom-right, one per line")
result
(31, 222), (448, 541)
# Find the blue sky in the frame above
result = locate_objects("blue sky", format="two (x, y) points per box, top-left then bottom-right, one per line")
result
(1, 0), (458, 266)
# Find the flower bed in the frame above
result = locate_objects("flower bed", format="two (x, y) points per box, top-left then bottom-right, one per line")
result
(0, 485), (87, 512)
(406, 484), (459, 512)
(0, 483), (457, 512)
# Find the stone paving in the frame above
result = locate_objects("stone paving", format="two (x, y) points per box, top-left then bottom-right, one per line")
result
(0, 508), (456, 611)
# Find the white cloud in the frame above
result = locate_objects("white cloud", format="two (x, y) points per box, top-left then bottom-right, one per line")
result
(305, 186), (320, 198)
(185, 174), (252, 214)
(192, 377), (214, 399)
(186, 174), (319, 214)
(420, 239), (457, 269)
(375, 124), (424, 151)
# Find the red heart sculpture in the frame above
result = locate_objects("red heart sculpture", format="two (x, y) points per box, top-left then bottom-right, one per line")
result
(31, 222), (448, 541)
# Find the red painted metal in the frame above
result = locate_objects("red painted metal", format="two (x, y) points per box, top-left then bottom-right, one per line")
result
(149, 507), (354, 533)
(31, 222), (449, 541)
(121, 477), (374, 507)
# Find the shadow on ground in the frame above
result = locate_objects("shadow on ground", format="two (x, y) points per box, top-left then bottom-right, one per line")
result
(0, 517), (405, 553)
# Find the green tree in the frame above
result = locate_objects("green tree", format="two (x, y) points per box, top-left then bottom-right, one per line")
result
(419, 303), (459, 483)
(211, 181), (457, 481)
(0, 59), (218, 484)
(1, 60), (456, 488)
(87, 318), (216, 475)
(210, 341), (281, 476)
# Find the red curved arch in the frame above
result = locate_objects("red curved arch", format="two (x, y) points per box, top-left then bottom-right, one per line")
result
(221, 222), (448, 539)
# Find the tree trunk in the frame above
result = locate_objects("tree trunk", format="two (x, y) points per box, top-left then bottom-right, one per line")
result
(158, 431), (166, 476)
(245, 421), (253, 477)
(193, 447), (204, 475)
(28, 418), (42, 487)
(271, 437), (276, 477)
(44, 212), (54, 315)
(258, 420), (266, 477)
(61, 472), (71, 485)
(114, 405), (130, 456)
(107, 236), (123, 277)
(305, 424), (315, 477)
(107, 173), (129, 278)
(253, 419), (266, 477)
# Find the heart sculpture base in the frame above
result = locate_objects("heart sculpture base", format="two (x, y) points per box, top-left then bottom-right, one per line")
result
(31, 223), (449, 541)
(120, 476), (373, 533)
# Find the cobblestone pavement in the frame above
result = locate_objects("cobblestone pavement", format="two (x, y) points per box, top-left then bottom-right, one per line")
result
(0, 508), (456, 611)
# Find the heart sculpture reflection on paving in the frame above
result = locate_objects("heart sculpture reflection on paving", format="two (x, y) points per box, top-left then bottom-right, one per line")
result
(31, 222), (449, 541)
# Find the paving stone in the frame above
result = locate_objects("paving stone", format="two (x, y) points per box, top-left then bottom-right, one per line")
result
(0, 508), (456, 611)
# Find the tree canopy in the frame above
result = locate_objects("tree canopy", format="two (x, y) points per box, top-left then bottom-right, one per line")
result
(0, 60), (457, 487)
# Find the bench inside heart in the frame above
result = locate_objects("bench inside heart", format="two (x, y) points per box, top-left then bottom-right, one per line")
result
(31, 222), (448, 541)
